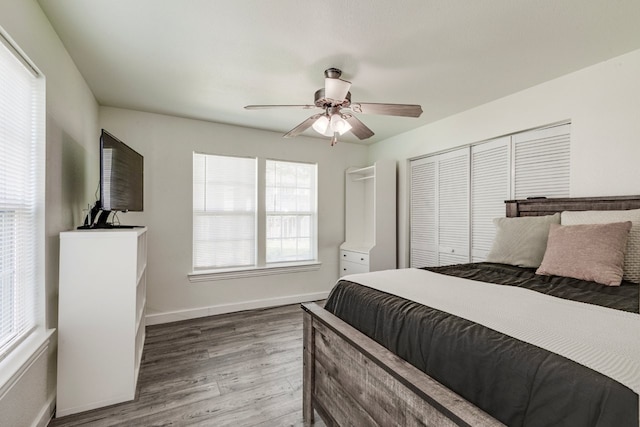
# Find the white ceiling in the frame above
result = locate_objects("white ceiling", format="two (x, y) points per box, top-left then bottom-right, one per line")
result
(38, 0), (640, 144)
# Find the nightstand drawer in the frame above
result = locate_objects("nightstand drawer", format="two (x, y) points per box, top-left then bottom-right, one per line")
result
(340, 250), (369, 265)
(340, 260), (369, 277)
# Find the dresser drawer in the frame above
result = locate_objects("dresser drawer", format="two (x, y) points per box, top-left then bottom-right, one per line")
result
(340, 250), (369, 265)
(340, 260), (369, 277)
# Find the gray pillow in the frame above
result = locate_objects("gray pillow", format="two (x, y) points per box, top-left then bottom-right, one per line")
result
(536, 222), (632, 286)
(486, 213), (560, 268)
(561, 209), (640, 284)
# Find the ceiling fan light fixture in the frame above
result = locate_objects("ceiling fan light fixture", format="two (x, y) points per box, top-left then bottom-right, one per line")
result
(312, 113), (351, 140)
(329, 114), (352, 135)
(312, 115), (330, 135)
(325, 77), (351, 102)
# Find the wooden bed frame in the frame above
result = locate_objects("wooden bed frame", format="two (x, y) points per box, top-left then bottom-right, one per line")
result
(302, 195), (640, 427)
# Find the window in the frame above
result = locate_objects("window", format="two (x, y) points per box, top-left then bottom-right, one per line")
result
(0, 32), (45, 360)
(193, 154), (257, 270)
(192, 154), (318, 274)
(266, 160), (317, 263)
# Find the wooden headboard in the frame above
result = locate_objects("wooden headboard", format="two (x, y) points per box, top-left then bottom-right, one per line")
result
(505, 195), (640, 217)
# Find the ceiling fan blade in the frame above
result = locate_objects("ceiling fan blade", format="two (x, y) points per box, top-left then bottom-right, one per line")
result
(350, 102), (423, 118)
(325, 78), (351, 102)
(244, 104), (317, 110)
(283, 113), (324, 138)
(343, 115), (375, 140)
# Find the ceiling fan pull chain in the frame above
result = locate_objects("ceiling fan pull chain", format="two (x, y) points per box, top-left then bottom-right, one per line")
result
(330, 132), (339, 146)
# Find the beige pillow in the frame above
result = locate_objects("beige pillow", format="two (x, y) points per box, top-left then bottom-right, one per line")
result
(486, 213), (560, 268)
(536, 222), (632, 286)
(561, 209), (640, 284)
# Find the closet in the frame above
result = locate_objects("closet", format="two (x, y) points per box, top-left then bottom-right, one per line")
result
(340, 160), (396, 276)
(410, 123), (570, 267)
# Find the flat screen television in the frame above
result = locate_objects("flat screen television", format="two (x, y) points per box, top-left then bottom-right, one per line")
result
(100, 129), (144, 213)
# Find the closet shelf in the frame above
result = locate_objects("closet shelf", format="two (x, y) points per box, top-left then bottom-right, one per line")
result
(352, 175), (375, 181)
(347, 165), (375, 175)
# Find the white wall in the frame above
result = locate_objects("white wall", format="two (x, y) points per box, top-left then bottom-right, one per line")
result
(0, 0), (99, 426)
(100, 107), (368, 322)
(369, 48), (640, 268)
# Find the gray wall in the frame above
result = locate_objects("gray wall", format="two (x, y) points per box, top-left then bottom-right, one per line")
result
(0, 0), (99, 425)
(99, 107), (368, 323)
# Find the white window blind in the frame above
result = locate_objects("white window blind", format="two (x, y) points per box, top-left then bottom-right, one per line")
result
(192, 155), (318, 273)
(266, 160), (317, 263)
(0, 33), (45, 360)
(471, 137), (510, 261)
(513, 124), (570, 199)
(193, 153), (257, 270)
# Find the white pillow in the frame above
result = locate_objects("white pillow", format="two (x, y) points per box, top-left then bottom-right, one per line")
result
(486, 213), (560, 268)
(561, 209), (640, 284)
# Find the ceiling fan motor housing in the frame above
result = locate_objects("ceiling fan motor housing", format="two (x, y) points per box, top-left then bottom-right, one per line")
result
(314, 88), (351, 108)
(324, 68), (342, 79)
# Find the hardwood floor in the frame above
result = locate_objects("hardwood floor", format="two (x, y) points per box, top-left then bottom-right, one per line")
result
(49, 303), (326, 427)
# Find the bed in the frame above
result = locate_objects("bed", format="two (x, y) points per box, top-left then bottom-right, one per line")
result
(302, 195), (640, 427)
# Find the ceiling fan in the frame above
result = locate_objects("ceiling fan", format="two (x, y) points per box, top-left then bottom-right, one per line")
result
(245, 68), (423, 146)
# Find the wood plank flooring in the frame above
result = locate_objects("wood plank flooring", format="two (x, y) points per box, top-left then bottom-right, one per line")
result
(49, 303), (326, 427)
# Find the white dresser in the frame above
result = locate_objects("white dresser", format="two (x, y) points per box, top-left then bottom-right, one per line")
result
(340, 160), (396, 277)
(57, 227), (147, 417)
(339, 247), (370, 275)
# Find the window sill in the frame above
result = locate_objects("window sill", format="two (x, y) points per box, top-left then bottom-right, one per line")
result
(0, 328), (55, 398)
(188, 261), (322, 282)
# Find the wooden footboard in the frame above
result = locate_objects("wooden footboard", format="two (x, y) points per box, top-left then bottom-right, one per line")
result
(302, 302), (504, 427)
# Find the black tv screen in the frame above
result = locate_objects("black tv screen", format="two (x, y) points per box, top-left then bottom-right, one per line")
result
(100, 129), (143, 212)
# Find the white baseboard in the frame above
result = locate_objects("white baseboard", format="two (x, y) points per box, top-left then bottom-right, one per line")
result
(33, 395), (55, 427)
(145, 291), (330, 325)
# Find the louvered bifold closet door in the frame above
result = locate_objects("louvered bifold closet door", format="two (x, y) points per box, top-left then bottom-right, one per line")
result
(410, 157), (437, 267)
(471, 137), (510, 262)
(438, 148), (470, 266)
(513, 123), (570, 199)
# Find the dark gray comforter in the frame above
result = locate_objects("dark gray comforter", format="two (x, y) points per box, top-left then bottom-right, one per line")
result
(324, 263), (639, 427)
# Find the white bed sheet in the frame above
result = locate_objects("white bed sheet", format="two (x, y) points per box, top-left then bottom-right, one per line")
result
(343, 268), (640, 396)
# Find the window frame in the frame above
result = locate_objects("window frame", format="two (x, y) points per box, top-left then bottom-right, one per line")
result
(190, 154), (320, 281)
(264, 159), (318, 264)
(0, 27), (49, 392)
(192, 153), (258, 271)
